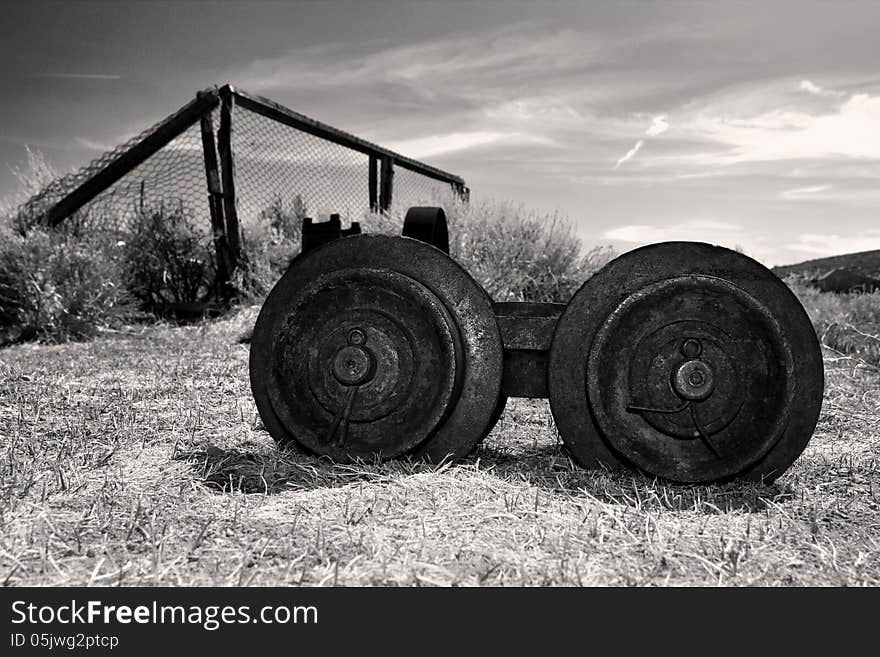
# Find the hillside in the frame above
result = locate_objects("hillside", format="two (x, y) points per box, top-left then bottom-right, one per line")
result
(772, 249), (880, 279)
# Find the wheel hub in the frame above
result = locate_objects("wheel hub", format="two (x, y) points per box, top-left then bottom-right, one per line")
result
(672, 353), (715, 402)
(267, 267), (461, 460)
(587, 275), (797, 481)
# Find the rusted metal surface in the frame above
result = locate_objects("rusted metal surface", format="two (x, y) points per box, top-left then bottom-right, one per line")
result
(267, 268), (460, 461)
(548, 242), (824, 483)
(301, 214), (361, 254)
(494, 302), (564, 399)
(501, 351), (549, 398)
(494, 302), (562, 351)
(250, 234), (503, 463)
(402, 207), (450, 254)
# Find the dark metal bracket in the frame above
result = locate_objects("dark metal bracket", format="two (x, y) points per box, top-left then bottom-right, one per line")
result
(494, 302), (565, 399)
(301, 214), (362, 254)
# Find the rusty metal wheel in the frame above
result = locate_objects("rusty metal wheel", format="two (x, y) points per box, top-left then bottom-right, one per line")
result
(548, 242), (824, 483)
(250, 234), (502, 462)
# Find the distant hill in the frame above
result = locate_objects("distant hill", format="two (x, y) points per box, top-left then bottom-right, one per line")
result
(772, 249), (880, 280)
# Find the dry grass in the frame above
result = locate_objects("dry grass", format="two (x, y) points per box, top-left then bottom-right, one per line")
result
(1, 303), (878, 587)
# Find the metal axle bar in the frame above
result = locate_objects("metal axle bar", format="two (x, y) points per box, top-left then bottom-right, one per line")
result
(494, 302), (565, 399)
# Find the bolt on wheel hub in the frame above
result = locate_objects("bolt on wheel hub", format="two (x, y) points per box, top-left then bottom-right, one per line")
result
(672, 352), (715, 401)
(332, 332), (375, 387)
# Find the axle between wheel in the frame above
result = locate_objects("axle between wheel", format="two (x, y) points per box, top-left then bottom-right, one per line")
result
(249, 211), (824, 483)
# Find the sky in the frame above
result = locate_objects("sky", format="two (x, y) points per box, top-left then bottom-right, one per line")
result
(1, 0), (879, 266)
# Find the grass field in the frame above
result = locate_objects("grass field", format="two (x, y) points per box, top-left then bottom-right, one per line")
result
(1, 302), (878, 587)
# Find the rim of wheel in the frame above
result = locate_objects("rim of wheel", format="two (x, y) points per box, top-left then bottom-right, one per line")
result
(548, 241), (824, 483)
(249, 234), (503, 463)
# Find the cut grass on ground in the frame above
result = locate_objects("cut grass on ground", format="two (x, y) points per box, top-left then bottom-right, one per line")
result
(1, 307), (878, 586)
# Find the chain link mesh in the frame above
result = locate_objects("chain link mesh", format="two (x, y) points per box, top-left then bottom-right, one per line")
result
(15, 88), (464, 240)
(232, 106), (370, 227)
(17, 101), (213, 235)
(87, 117), (212, 233)
(392, 165), (458, 208)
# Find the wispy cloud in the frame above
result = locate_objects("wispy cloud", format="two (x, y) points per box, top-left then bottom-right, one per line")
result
(662, 81), (880, 166)
(484, 98), (585, 127)
(604, 219), (743, 243)
(383, 131), (520, 158)
(785, 230), (880, 256)
(612, 115), (670, 169)
(645, 115), (669, 136)
(34, 73), (121, 80)
(614, 140), (643, 168)
(799, 79), (844, 98)
(232, 25), (606, 99)
(781, 184), (832, 200)
(600, 219), (806, 263)
(74, 137), (112, 151)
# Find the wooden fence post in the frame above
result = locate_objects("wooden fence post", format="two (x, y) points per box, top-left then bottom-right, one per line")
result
(368, 155), (378, 212)
(198, 98), (233, 301)
(218, 85), (241, 277)
(379, 155), (393, 212)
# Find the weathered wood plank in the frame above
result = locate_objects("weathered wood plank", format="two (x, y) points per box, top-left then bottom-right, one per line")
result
(218, 87), (241, 274)
(379, 156), (394, 212)
(368, 155), (378, 212)
(199, 108), (233, 300)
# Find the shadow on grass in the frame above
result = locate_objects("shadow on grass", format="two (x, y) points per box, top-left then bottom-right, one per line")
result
(474, 443), (795, 513)
(178, 440), (793, 514)
(176, 444), (440, 495)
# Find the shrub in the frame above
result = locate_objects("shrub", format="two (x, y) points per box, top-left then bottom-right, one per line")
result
(365, 195), (614, 303)
(122, 203), (216, 309)
(0, 222), (131, 343)
(236, 194), (409, 299)
(440, 196), (615, 302)
(789, 282), (880, 366)
(234, 195), (305, 299)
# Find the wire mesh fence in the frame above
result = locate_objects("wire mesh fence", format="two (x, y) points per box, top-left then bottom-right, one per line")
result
(11, 84), (467, 304)
(392, 165), (459, 209)
(16, 85), (466, 240)
(16, 103), (216, 236)
(85, 116), (212, 233)
(232, 104), (371, 227)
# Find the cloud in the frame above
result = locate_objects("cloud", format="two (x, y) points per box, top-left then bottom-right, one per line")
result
(604, 219), (744, 243)
(614, 140), (643, 168)
(34, 73), (121, 80)
(784, 230), (880, 256)
(645, 115), (669, 136)
(610, 115), (669, 169)
(484, 98), (585, 126)
(799, 79), (844, 97)
(670, 90), (880, 165)
(233, 25), (605, 98)
(383, 131), (519, 158)
(781, 184), (832, 200)
(600, 219), (814, 265)
(74, 137), (112, 151)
